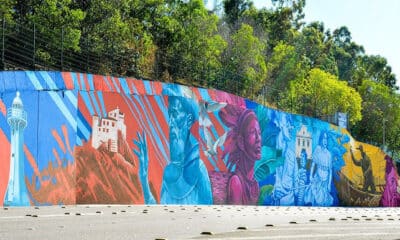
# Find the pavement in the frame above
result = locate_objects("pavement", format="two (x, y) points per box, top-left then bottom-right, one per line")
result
(1, 205), (400, 240)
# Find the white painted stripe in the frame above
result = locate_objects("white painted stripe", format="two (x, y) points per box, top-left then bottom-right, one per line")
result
(26, 71), (43, 90)
(48, 91), (77, 130)
(65, 90), (77, 107)
(40, 72), (58, 89)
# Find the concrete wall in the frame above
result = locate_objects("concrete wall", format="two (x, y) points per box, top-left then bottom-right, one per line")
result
(0, 71), (398, 207)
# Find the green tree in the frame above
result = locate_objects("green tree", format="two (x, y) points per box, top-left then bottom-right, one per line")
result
(166, 0), (226, 85)
(356, 55), (397, 90)
(332, 26), (364, 86)
(294, 22), (338, 76)
(221, 23), (267, 98)
(285, 68), (362, 124)
(352, 80), (400, 151)
(266, 41), (308, 106)
(81, 0), (158, 77)
(222, 0), (253, 26)
(0, 0), (15, 22)
(30, 0), (85, 51)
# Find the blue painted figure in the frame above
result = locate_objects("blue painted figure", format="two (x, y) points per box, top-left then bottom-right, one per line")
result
(296, 149), (308, 205)
(272, 113), (298, 206)
(134, 95), (212, 204)
(304, 131), (333, 206)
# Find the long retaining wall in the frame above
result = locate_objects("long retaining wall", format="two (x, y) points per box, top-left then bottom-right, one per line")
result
(0, 71), (398, 207)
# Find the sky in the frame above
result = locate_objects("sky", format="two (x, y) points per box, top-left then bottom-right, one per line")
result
(252, 0), (400, 87)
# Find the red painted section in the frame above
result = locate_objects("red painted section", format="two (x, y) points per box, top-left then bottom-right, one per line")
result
(0, 99), (5, 116)
(52, 129), (66, 154)
(83, 74), (91, 91)
(61, 72), (74, 90)
(93, 74), (106, 91)
(133, 79), (146, 95)
(75, 73), (83, 90)
(24, 145), (40, 177)
(0, 130), (10, 205)
(61, 125), (74, 156)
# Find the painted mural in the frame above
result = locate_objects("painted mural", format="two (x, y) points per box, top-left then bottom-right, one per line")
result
(0, 71), (398, 207)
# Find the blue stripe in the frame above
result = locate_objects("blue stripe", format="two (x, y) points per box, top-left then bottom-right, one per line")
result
(77, 115), (90, 141)
(79, 73), (86, 90)
(130, 81), (139, 95)
(80, 91), (95, 116)
(110, 77), (120, 93)
(143, 81), (152, 95)
(96, 91), (107, 118)
(48, 92), (77, 131)
(89, 91), (101, 117)
(199, 88), (211, 102)
(65, 91), (77, 108)
(40, 72), (58, 89)
(155, 95), (169, 120)
(26, 71), (43, 90)
(76, 129), (85, 145)
(103, 76), (112, 91)
(71, 74), (80, 89)
(87, 74), (95, 90)
(119, 78), (131, 95)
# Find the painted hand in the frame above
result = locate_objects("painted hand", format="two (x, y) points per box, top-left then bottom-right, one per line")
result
(133, 131), (149, 183)
(274, 189), (286, 199)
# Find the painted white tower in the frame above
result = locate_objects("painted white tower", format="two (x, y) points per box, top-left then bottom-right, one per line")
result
(91, 107), (126, 153)
(295, 125), (312, 160)
(4, 91), (30, 206)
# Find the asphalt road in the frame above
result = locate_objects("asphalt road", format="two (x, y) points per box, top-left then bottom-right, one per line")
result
(1, 205), (400, 240)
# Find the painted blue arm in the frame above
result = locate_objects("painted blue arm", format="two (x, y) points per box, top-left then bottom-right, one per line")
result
(133, 131), (156, 204)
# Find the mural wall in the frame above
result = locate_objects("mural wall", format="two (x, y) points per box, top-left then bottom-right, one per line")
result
(0, 71), (398, 207)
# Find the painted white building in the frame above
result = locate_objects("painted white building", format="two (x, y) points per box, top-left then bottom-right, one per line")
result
(91, 107), (126, 153)
(295, 125), (312, 160)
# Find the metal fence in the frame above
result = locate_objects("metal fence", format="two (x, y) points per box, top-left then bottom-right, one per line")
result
(1, 19), (106, 74)
(1, 18), (278, 105)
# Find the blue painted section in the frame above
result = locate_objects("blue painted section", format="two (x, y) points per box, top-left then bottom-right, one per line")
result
(87, 74), (95, 91)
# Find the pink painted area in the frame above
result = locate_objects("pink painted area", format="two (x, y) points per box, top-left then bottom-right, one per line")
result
(0, 99), (6, 116)
(0, 130), (10, 206)
(380, 155), (400, 207)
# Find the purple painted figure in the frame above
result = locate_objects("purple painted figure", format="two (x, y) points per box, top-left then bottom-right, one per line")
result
(380, 155), (400, 207)
(219, 106), (261, 205)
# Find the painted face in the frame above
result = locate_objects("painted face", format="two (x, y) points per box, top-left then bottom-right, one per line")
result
(243, 117), (261, 160)
(168, 97), (189, 164)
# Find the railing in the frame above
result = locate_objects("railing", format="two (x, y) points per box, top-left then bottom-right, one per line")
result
(0, 18), (270, 105)
(0, 17), (340, 125)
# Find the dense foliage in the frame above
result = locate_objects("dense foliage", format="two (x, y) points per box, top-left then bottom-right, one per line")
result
(1, 0), (399, 157)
